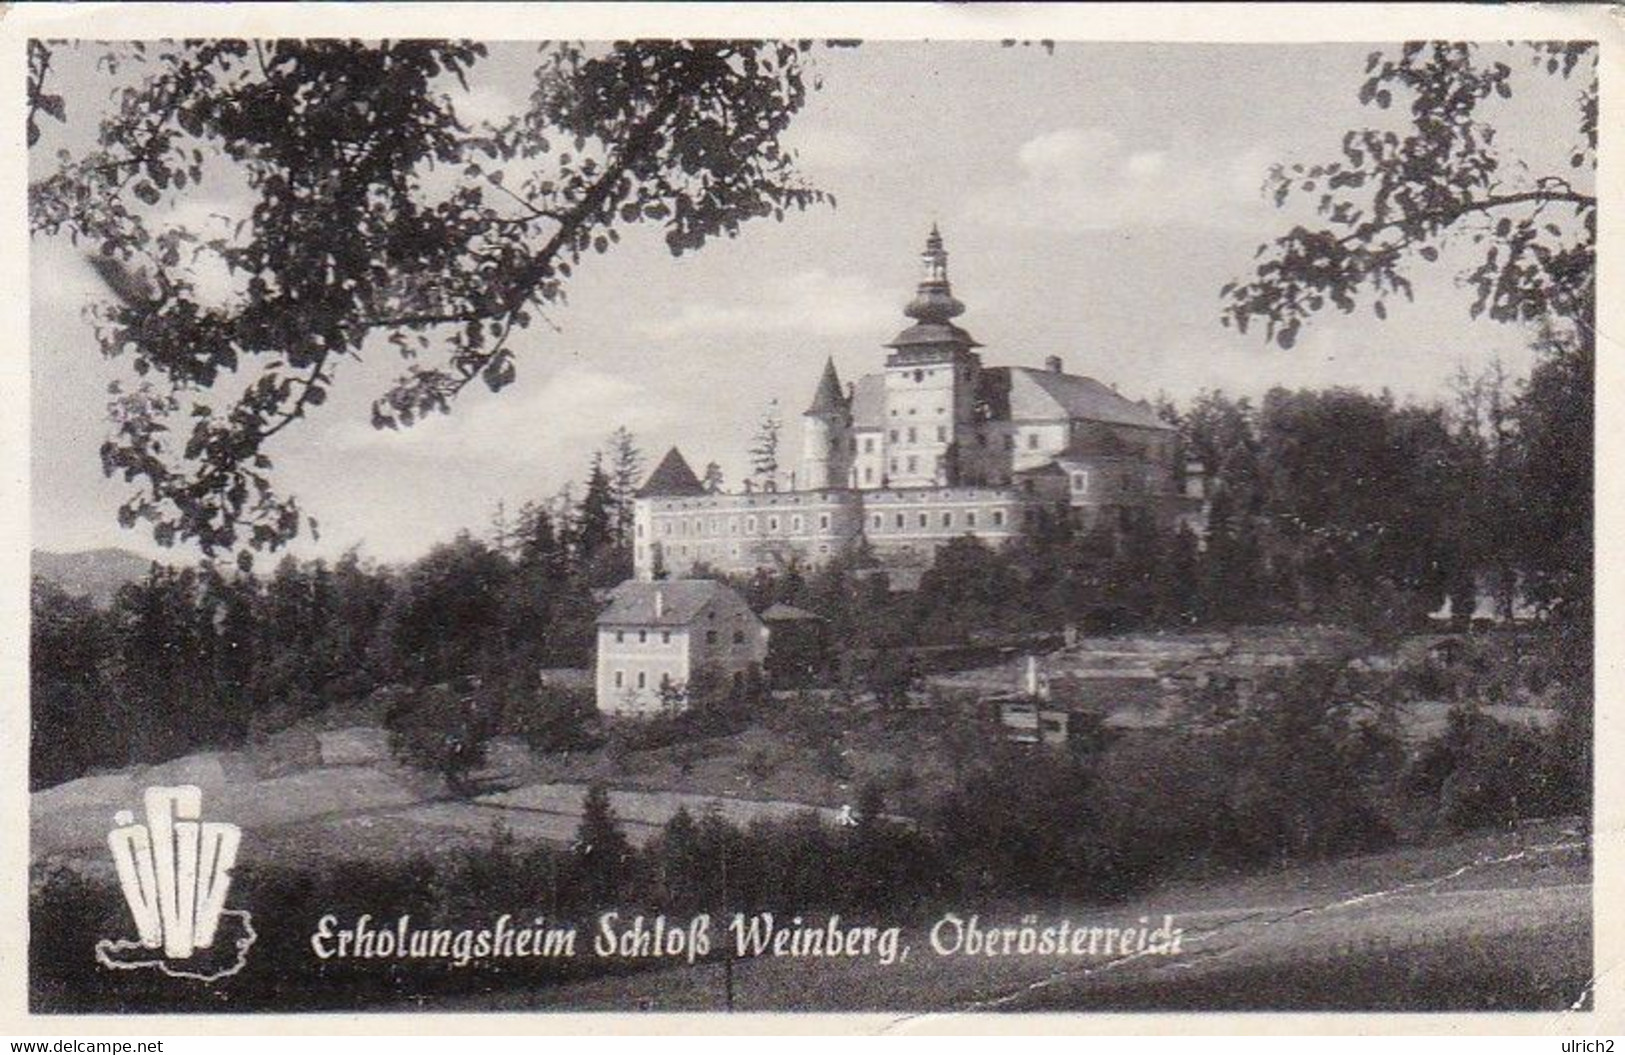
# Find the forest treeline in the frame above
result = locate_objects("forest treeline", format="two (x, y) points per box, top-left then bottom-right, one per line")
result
(31, 335), (1590, 790)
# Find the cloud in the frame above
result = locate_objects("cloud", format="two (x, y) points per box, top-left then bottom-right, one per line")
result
(330, 363), (674, 464)
(634, 268), (898, 339)
(970, 126), (1277, 233)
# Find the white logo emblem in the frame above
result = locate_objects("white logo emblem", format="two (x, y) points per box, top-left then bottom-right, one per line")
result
(95, 785), (256, 981)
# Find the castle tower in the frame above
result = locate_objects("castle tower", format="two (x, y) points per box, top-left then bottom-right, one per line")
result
(882, 226), (982, 488)
(801, 357), (850, 490)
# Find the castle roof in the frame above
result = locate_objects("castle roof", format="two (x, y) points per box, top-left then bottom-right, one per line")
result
(637, 447), (708, 497)
(598, 579), (738, 627)
(846, 365), (1171, 432)
(980, 367), (1171, 431)
(850, 374), (886, 428)
(804, 357), (846, 416)
(885, 320), (982, 353)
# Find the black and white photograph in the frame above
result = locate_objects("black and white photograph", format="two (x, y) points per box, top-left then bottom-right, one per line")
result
(15, 4), (1608, 1026)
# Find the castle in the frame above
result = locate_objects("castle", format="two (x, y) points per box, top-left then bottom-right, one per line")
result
(632, 228), (1204, 583)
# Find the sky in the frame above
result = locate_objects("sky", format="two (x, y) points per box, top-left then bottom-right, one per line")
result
(29, 41), (1591, 564)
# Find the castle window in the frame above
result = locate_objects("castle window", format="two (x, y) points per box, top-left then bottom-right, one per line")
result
(937, 406), (945, 415)
(864, 467), (875, 483)
(694, 518), (704, 534)
(907, 456), (918, 472)
(662, 631), (671, 644)
(1027, 433), (1039, 450)
(615, 631), (625, 644)
(895, 513), (905, 528)
(746, 516), (757, 532)
(637, 671), (647, 690)
(966, 512), (978, 527)
(849, 438), (857, 453)
(914, 369), (924, 383)
(663, 522), (672, 536)
(907, 427), (917, 443)
(864, 437), (876, 453)
(890, 459), (898, 473)
(1072, 471), (1088, 493)
(993, 510), (1006, 527)
(918, 513), (929, 528)
(942, 511), (952, 527)
(768, 516), (780, 532)
(889, 429), (899, 443)
(614, 670), (624, 688)
(792, 515), (803, 533)
(820, 513), (830, 529)
(872, 514), (882, 529)
(639, 630), (648, 644)
(636, 523), (644, 538)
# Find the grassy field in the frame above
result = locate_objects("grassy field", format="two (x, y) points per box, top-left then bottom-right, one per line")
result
(426, 819), (1589, 1014)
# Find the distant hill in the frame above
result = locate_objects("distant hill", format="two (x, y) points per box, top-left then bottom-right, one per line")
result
(32, 547), (156, 607)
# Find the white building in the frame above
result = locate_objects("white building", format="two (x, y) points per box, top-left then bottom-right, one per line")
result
(594, 579), (768, 716)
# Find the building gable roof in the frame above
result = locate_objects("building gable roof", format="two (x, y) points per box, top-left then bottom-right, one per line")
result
(999, 367), (1170, 431)
(637, 447), (708, 497)
(850, 373), (887, 429)
(597, 579), (744, 627)
(760, 602), (825, 622)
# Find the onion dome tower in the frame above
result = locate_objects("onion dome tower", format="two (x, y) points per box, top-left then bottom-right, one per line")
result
(879, 227), (984, 490)
(885, 224), (982, 366)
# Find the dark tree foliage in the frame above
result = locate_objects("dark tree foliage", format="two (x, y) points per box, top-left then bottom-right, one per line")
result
(1222, 42), (1594, 348)
(29, 40), (839, 557)
(571, 782), (636, 906)
(1219, 42), (1594, 629)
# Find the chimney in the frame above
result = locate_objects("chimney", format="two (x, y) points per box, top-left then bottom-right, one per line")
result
(1045, 355), (1064, 374)
(654, 588), (664, 620)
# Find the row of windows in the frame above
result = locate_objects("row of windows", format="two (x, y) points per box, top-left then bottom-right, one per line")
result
(644, 542), (835, 562)
(611, 669), (661, 691)
(610, 627), (748, 646)
(869, 508), (1009, 532)
(857, 429), (1046, 452)
(613, 629), (671, 645)
(886, 425), (951, 445)
(658, 511), (836, 538)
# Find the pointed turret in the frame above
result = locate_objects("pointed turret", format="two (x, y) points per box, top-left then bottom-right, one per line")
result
(637, 447), (707, 497)
(804, 357), (846, 417)
(887, 226), (981, 360)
